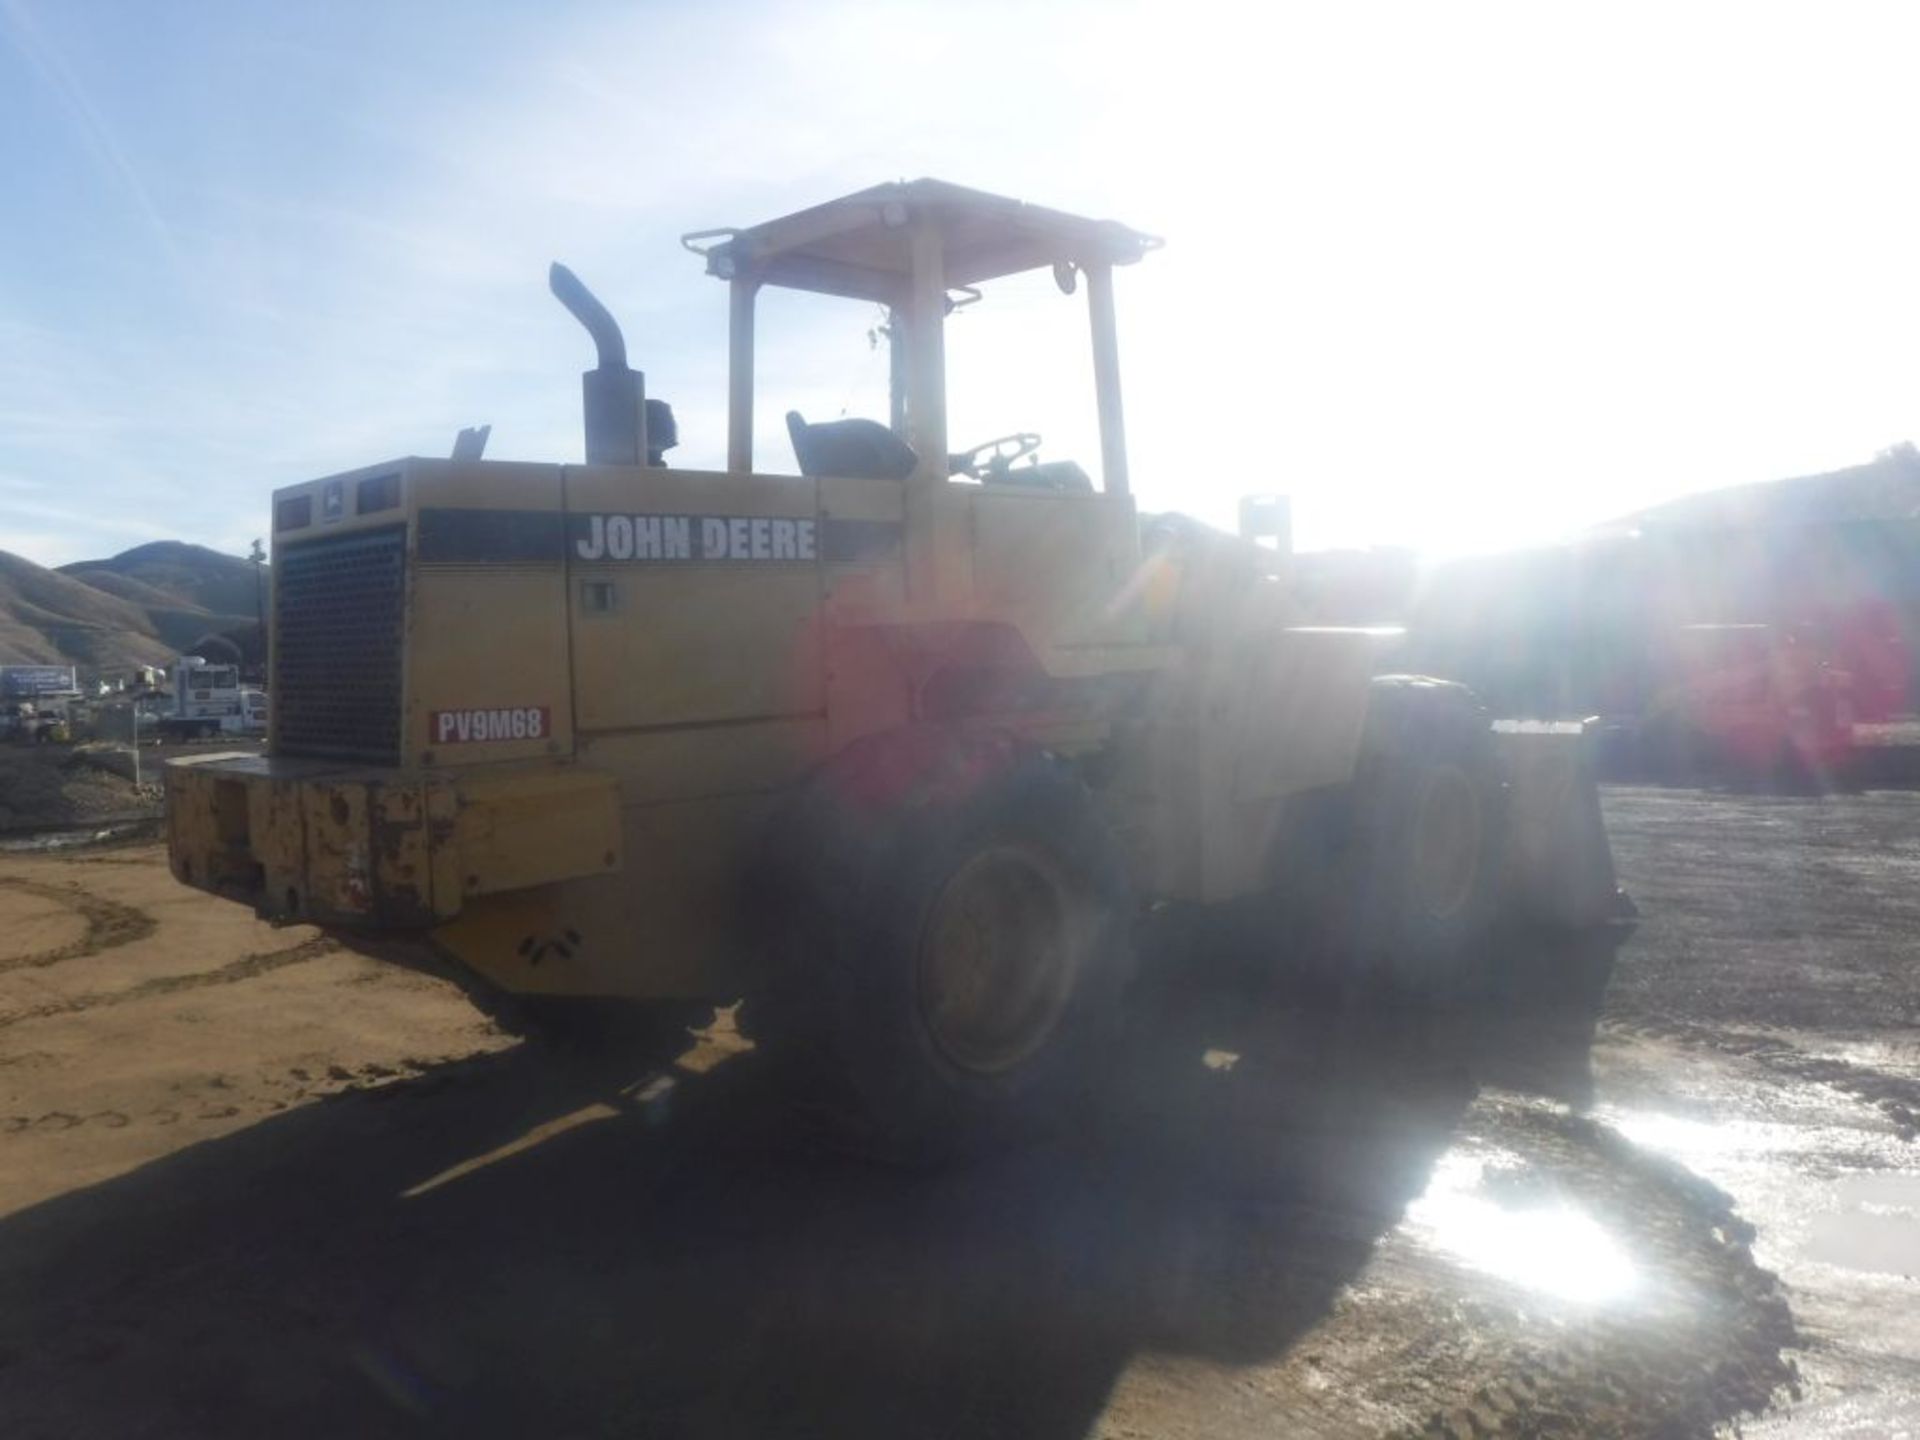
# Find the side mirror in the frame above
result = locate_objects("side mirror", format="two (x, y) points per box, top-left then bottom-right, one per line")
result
(1238, 494), (1292, 552)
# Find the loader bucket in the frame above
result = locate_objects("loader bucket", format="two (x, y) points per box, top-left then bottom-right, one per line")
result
(1491, 719), (1631, 929)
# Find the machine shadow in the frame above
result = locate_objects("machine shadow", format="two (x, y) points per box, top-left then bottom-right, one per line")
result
(0, 924), (1621, 1440)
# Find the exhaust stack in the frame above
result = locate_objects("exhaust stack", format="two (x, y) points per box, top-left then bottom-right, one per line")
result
(550, 262), (648, 466)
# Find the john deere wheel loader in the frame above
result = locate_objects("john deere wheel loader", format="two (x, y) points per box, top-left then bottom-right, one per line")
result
(167, 179), (1620, 1154)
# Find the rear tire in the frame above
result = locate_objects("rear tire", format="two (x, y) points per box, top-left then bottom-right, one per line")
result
(1345, 678), (1506, 1000)
(762, 734), (1134, 1163)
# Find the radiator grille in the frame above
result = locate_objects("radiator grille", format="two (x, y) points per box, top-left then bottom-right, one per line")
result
(274, 526), (405, 764)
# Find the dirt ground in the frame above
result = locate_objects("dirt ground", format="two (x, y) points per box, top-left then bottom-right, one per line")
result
(0, 745), (154, 834)
(0, 787), (1914, 1437)
(0, 738), (257, 836)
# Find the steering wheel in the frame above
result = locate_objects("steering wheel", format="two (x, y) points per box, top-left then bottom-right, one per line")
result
(949, 431), (1042, 481)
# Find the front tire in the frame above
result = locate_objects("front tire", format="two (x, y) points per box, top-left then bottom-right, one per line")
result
(1347, 678), (1507, 998)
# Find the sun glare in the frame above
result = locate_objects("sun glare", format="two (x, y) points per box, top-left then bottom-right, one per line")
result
(1405, 1149), (1640, 1305)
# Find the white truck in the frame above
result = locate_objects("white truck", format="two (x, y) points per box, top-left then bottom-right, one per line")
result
(153, 656), (267, 741)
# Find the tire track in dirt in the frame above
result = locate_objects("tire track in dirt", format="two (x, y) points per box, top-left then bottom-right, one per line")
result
(5, 1109), (135, 1134)
(1, 1049), (505, 1137)
(0, 937), (339, 1032)
(0, 877), (157, 974)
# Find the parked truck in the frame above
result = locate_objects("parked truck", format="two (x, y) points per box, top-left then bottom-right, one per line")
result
(154, 656), (267, 741)
(166, 180), (1620, 1155)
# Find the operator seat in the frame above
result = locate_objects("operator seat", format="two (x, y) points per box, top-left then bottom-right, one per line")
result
(786, 411), (918, 481)
(786, 410), (1095, 493)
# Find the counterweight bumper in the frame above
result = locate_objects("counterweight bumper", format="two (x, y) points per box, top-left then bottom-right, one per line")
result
(165, 752), (623, 928)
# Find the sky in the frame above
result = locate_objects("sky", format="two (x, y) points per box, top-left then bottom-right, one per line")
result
(4, 0), (1920, 567)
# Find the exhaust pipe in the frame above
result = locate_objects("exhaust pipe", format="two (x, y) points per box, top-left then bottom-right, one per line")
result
(550, 262), (648, 466)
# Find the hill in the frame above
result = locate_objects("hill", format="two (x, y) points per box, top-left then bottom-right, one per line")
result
(65, 569), (195, 611)
(2, 542), (264, 676)
(1406, 444), (1920, 721)
(60, 541), (264, 620)
(1601, 443), (1920, 535)
(0, 552), (176, 669)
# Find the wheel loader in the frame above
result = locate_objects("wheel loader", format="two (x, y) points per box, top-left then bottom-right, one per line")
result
(166, 179), (1621, 1152)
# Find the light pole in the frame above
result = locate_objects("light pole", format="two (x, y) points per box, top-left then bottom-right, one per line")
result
(249, 538), (267, 682)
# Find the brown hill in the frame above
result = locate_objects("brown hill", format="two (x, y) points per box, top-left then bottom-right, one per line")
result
(65, 569), (193, 611)
(53, 570), (240, 653)
(2, 541), (264, 675)
(60, 541), (264, 621)
(0, 552), (175, 670)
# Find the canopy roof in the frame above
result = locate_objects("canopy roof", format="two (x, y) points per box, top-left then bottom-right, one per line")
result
(687, 178), (1160, 306)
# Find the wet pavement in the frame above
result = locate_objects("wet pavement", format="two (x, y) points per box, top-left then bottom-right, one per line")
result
(1595, 1040), (1920, 1437)
(1593, 787), (1920, 1436)
(1084, 783), (1920, 1436)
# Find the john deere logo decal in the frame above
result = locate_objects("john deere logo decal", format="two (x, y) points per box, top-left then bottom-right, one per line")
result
(572, 513), (817, 563)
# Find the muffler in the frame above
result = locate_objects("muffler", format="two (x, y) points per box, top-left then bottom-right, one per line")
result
(550, 262), (650, 467)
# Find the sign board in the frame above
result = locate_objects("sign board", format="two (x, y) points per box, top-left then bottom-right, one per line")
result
(0, 665), (78, 699)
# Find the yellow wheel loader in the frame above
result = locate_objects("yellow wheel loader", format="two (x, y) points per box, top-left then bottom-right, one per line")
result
(167, 179), (1621, 1153)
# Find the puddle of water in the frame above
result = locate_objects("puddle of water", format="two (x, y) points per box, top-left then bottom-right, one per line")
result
(1600, 1099), (1920, 1267)
(1601, 1107), (1789, 1167)
(1803, 1172), (1920, 1279)
(1403, 1149), (1639, 1304)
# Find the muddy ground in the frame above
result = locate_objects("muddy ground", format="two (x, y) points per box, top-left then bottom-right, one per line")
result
(0, 787), (1914, 1437)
